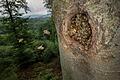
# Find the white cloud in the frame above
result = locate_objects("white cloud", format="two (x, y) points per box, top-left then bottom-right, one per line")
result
(26, 0), (48, 15)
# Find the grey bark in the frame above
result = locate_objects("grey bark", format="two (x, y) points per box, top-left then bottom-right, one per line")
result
(52, 0), (120, 80)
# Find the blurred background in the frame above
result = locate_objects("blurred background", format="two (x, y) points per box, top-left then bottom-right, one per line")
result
(0, 0), (62, 80)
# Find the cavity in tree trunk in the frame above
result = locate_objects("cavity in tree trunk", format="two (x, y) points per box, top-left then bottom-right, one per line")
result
(52, 0), (120, 80)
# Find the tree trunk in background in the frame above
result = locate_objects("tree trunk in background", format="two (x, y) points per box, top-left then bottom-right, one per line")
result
(52, 0), (120, 80)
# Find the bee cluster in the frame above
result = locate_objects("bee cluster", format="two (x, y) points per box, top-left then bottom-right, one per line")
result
(68, 12), (92, 47)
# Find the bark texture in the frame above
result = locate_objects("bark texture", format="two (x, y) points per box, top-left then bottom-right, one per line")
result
(52, 0), (120, 80)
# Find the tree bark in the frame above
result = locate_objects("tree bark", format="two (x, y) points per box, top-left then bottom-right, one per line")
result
(52, 0), (120, 80)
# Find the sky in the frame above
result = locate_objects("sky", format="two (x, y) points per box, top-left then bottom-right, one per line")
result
(25, 0), (48, 15)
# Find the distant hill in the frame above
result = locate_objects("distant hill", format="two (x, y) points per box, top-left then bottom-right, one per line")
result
(22, 14), (51, 19)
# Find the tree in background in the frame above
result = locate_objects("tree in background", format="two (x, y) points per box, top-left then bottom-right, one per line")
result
(44, 0), (53, 11)
(0, 0), (34, 79)
(0, 0), (34, 67)
(0, 0), (30, 46)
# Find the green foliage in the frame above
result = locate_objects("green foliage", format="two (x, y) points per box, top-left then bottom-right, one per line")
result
(41, 40), (59, 63)
(0, 34), (10, 45)
(14, 48), (35, 67)
(27, 17), (59, 63)
(0, 0), (34, 66)
(0, 16), (60, 79)
(31, 39), (59, 63)
(0, 46), (13, 57)
(0, 0), (29, 16)
(0, 0), (60, 78)
(44, 0), (54, 10)
(0, 0), (37, 79)
(0, 46), (18, 80)
(0, 65), (18, 80)
(36, 68), (59, 80)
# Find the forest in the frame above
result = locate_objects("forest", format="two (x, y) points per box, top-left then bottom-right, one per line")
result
(0, 0), (61, 80)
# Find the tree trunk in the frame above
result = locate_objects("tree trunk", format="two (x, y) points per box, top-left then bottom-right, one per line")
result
(52, 0), (120, 80)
